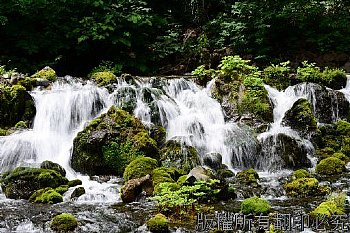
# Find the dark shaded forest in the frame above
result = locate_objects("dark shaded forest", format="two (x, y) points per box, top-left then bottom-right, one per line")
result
(1, 0), (350, 76)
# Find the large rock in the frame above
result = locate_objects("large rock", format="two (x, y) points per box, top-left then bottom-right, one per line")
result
(160, 140), (200, 173)
(260, 133), (312, 170)
(186, 166), (215, 183)
(1, 167), (68, 199)
(0, 84), (36, 128)
(121, 174), (153, 203)
(282, 98), (317, 138)
(40, 160), (66, 177)
(71, 106), (159, 176)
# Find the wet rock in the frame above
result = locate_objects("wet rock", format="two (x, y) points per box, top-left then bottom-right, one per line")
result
(236, 168), (259, 186)
(1, 167), (68, 199)
(40, 160), (66, 177)
(29, 187), (63, 204)
(9, 72), (25, 85)
(71, 187), (86, 199)
(35, 78), (50, 87)
(121, 174), (153, 203)
(186, 166), (215, 184)
(160, 140), (200, 173)
(260, 133), (312, 170)
(67, 179), (82, 187)
(203, 153), (222, 171)
(71, 106), (158, 176)
(0, 84), (36, 128)
(282, 98), (317, 138)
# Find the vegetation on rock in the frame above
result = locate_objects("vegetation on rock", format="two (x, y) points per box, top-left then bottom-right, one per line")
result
(291, 169), (311, 180)
(310, 192), (346, 217)
(31, 66), (57, 82)
(240, 196), (271, 215)
(90, 71), (117, 86)
(123, 157), (158, 181)
(236, 168), (259, 185)
(315, 157), (345, 176)
(147, 213), (170, 233)
(29, 187), (63, 204)
(50, 213), (78, 232)
(284, 178), (329, 197)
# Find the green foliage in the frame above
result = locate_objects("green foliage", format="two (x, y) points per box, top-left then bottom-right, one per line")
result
(263, 61), (291, 90)
(152, 168), (175, 194)
(147, 213), (169, 233)
(152, 179), (224, 217)
(123, 157), (158, 181)
(14, 121), (28, 130)
(322, 67), (347, 89)
(31, 67), (57, 82)
(90, 61), (122, 75)
(55, 185), (69, 195)
(29, 187), (63, 204)
(218, 55), (258, 80)
(336, 120), (350, 136)
(236, 168), (259, 185)
(67, 179), (82, 187)
(103, 141), (144, 176)
(311, 193), (346, 218)
(50, 213), (78, 232)
(315, 157), (345, 176)
(240, 196), (271, 215)
(297, 61), (322, 83)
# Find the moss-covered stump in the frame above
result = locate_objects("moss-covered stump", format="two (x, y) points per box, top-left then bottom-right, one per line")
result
(123, 157), (158, 181)
(0, 167), (69, 199)
(50, 213), (78, 232)
(40, 160), (66, 177)
(71, 106), (159, 176)
(284, 178), (330, 197)
(236, 168), (259, 186)
(90, 71), (117, 86)
(240, 196), (271, 215)
(71, 187), (86, 199)
(160, 140), (200, 173)
(315, 157), (346, 176)
(147, 213), (169, 233)
(31, 66), (57, 82)
(0, 84), (36, 128)
(29, 187), (63, 204)
(282, 98), (317, 137)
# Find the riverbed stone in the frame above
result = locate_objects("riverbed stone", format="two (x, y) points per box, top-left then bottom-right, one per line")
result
(121, 174), (153, 203)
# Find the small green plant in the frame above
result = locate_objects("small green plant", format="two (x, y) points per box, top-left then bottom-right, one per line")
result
(103, 141), (144, 176)
(90, 60), (122, 75)
(218, 55), (258, 80)
(297, 61), (322, 83)
(263, 61), (291, 90)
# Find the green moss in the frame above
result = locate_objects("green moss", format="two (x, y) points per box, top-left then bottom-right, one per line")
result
(336, 120), (350, 136)
(177, 175), (188, 186)
(40, 160), (66, 177)
(0, 128), (8, 136)
(240, 196), (271, 215)
(55, 185), (69, 195)
(284, 178), (329, 197)
(67, 179), (82, 187)
(311, 200), (344, 217)
(50, 213), (78, 232)
(160, 140), (199, 173)
(31, 66), (57, 82)
(71, 187), (86, 199)
(29, 187), (63, 204)
(321, 67), (347, 90)
(147, 213), (169, 233)
(236, 168), (259, 185)
(216, 168), (234, 179)
(18, 77), (37, 91)
(14, 121), (28, 129)
(292, 169), (310, 180)
(123, 157), (158, 181)
(316, 147), (335, 160)
(332, 152), (347, 161)
(341, 137), (350, 156)
(282, 98), (317, 135)
(0, 84), (36, 128)
(315, 157), (345, 175)
(1, 167), (68, 199)
(152, 168), (175, 192)
(132, 131), (159, 160)
(90, 71), (117, 86)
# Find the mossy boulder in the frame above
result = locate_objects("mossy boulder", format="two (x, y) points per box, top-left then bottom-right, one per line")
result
(149, 126), (167, 148)
(160, 140), (200, 173)
(71, 106), (159, 176)
(0, 84), (36, 128)
(67, 179), (82, 187)
(152, 168), (175, 193)
(240, 196), (271, 215)
(284, 178), (329, 197)
(282, 98), (317, 137)
(216, 165), (234, 179)
(1, 167), (69, 199)
(123, 157), (158, 181)
(31, 66), (57, 82)
(90, 71), (117, 86)
(236, 168), (259, 185)
(316, 147), (335, 160)
(40, 160), (66, 177)
(147, 213), (169, 233)
(336, 120), (350, 136)
(29, 187), (63, 204)
(291, 169), (310, 180)
(203, 153), (222, 171)
(50, 213), (78, 232)
(315, 157), (346, 176)
(311, 200), (345, 217)
(71, 187), (86, 199)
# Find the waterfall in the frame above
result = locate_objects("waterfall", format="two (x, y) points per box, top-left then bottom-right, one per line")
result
(0, 77), (112, 175)
(257, 84), (316, 171)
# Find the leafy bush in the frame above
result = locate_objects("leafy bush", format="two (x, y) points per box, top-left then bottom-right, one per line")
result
(297, 61), (322, 83)
(263, 61), (291, 90)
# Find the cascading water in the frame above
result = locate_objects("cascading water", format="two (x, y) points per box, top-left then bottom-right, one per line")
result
(257, 84), (317, 171)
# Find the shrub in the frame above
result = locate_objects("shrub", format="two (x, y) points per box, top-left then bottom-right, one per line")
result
(263, 61), (291, 90)
(297, 61), (322, 84)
